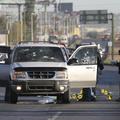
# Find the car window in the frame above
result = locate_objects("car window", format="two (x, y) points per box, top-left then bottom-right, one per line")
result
(0, 53), (8, 64)
(0, 46), (11, 64)
(13, 47), (65, 62)
(74, 47), (97, 65)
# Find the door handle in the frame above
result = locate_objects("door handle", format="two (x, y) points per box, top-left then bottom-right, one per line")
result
(86, 67), (95, 69)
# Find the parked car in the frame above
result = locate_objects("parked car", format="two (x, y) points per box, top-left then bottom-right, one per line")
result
(0, 46), (11, 87)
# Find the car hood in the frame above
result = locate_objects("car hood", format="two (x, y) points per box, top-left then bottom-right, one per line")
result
(11, 62), (67, 69)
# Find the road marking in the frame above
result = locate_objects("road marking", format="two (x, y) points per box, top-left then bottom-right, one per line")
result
(48, 112), (61, 120)
(0, 109), (119, 117)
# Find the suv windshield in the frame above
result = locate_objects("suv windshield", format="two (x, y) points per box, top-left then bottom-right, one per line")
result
(13, 47), (65, 62)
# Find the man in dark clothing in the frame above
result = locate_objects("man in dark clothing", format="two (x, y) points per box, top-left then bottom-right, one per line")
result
(116, 50), (120, 101)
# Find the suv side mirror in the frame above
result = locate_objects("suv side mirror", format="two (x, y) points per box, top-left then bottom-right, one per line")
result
(67, 58), (78, 65)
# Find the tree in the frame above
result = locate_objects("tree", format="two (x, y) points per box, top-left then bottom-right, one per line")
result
(0, 15), (7, 34)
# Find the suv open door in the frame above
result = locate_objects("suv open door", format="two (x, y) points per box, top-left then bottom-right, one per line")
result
(68, 45), (98, 89)
(0, 46), (11, 87)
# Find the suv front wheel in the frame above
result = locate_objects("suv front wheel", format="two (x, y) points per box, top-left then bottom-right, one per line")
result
(5, 86), (18, 104)
(57, 90), (70, 104)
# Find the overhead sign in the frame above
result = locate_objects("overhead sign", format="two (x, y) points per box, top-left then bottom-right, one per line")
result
(54, 3), (73, 13)
(80, 10), (108, 24)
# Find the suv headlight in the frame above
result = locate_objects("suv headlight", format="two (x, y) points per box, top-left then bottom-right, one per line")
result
(11, 71), (26, 80)
(55, 71), (68, 79)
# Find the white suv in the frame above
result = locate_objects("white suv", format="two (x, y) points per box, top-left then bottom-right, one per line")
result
(5, 42), (103, 103)
(6, 41), (69, 104)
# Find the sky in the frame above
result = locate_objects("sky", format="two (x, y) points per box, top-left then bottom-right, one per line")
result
(57, 0), (120, 13)
(0, 0), (120, 13)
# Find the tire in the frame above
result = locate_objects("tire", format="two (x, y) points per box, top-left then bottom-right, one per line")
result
(57, 90), (70, 104)
(62, 90), (70, 103)
(5, 86), (18, 104)
(82, 88), (96, 101)
(4, 86), (9, 102)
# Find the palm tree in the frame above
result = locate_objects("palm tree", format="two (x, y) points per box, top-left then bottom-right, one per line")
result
(24, 0), (35, 41)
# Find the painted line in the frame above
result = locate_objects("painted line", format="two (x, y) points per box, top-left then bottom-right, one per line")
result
(48, 112), (62, 120)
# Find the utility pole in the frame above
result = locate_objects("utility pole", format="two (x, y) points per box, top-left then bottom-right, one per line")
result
(17, 3), (23, 21)
(31, 13), (34, 41)
(44, 1), (48, 41)
(108, 13), (114, 60)
(111, 13), (114, 60)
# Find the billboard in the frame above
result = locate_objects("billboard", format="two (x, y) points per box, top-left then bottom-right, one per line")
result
(80, 10), (108, 24)
(55, 3), (73, 13)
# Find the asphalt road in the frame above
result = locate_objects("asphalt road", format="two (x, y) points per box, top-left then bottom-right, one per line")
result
(0, 65), (120, 120)
(0, 102), (119, 120)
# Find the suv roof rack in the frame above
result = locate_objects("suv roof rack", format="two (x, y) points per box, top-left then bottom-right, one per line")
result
(18, 41), (65, 46)
(18, 41), (52, 44)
